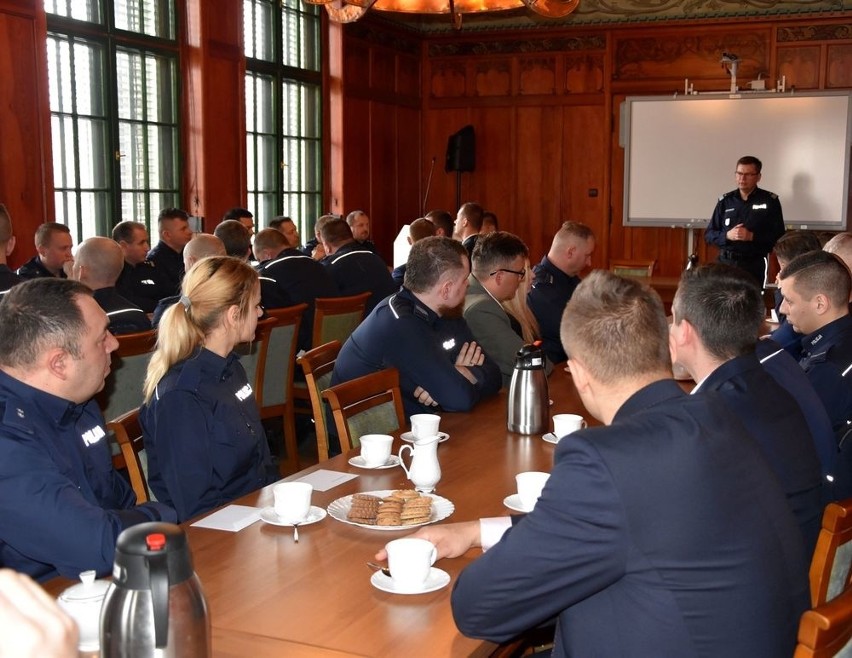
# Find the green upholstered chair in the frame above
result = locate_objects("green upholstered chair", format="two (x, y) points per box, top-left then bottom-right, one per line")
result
(296, 340), (341, 462)
(322, 367), (405, 452)
(108, 408), (150, 503)
(311, 291), (371, 348)
(609, 259), (656, 278)
(95, 329), (157, 424)
(811, 500), (852, 607)
(795, 582), (852, 658)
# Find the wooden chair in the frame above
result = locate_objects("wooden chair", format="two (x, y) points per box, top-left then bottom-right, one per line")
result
(296, 340), (341, 462)
(312, 291), (371, 348)
(108, 408), (149, 503)
(795, 583), (852, 658)
(609, 259), (656, 278)
(322, 367), (406, 452)
(810, 500), (852, 607)
(258, 304), (307, 475)
(95, 329), (157, 424)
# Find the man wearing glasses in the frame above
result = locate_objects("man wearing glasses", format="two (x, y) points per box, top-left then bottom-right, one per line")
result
(704, 155), (785, 286)
(464, 232), (553, 386)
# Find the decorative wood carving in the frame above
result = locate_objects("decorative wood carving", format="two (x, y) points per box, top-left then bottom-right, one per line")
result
(428, 34), (605, 57)
(777, 23), (852, 42)
(430, 60), (467, 98)
(827, 44), (852, 88)
(777, 45), (821, 89)
(474, 60), (512, 96)
(614, 32), (768, 80)
(565, 53), (604, 93)
(519, 56), (556, 95)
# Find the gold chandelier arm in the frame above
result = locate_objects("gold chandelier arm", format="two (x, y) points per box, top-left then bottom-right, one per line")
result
(324, 0), (371, 21)
(521, 0), (579, 17)
(343, 0), (379, 8)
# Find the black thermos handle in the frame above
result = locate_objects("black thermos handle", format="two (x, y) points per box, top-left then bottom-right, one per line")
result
(148, 552), (170, 648)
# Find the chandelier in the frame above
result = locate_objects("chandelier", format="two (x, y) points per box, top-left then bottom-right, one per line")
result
(307, 0), (580, 26)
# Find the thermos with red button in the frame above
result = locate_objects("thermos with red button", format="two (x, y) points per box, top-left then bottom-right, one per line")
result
(100, 522), (210, 657)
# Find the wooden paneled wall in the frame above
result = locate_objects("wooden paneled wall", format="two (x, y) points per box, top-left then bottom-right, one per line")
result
(355, 14), (852, 275)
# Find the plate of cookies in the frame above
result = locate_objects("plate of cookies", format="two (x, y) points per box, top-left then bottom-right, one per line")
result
(327, 489), (454, 530)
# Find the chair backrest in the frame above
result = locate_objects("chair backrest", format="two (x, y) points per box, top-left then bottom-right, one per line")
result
(795, 583), (852, 658)
(811, 500), (852, 606)
(257, 304), (306, 410)
(236, 316), (277, 402)
(322, 367), (406, 452)
(297, 340), (341, 462)
(96, 330), (157, 424)
(609, 259), (656, 278)
(108, 408), (149, 503)
(312, 292), (371, 348)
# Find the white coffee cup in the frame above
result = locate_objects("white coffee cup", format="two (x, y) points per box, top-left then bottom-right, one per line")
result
(552, 413), (587, 439)
(385, 537), (438, 591)
(360, 434), (393, 467)
(410, 414), (441, 442)
(273, 481), (313, 523)
(515, 471), (550, 511)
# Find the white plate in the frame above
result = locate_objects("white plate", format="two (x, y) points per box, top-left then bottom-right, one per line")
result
(259, 506), (327, 527)
(327, 490), (454, 531)
(503, 494), (532, 513)
(400, 431), (449, 444)
(542, 432), (560, 445)
(348, 455), (401, 470)
(371, 567), (451, 595)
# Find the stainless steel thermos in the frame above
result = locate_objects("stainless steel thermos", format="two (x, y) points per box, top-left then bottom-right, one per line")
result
(507, 343), (549, 435)
(100, 522), (210, 657)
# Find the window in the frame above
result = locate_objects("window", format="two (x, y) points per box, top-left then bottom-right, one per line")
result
(244, 0), (322, 238)
(45, 0), (180, 244)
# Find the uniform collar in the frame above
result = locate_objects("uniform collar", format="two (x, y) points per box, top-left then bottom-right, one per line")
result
(0, 369), (87, 427)
(394, 287), (439, 325)
(612, 379), (686, 424)
(536, 255), (578, 286)
(699, 353), (761, 392)
(801, 314), (852, 356)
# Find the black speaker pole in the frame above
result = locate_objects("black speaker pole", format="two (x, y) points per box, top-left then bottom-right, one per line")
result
(455, 170), (462, 212)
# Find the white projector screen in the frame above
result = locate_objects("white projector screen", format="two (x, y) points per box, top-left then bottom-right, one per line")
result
(622, 92), (852, 230)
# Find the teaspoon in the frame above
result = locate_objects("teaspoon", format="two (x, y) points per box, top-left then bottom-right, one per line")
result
(367, 562), (392, 577)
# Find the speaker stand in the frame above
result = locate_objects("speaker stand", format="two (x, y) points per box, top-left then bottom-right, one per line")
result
(455, 171), (462, 211)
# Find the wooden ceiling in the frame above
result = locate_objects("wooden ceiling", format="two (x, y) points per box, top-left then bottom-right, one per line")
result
(363, 0), (851, 34)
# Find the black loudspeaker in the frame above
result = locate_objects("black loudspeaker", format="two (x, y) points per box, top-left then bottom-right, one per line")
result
(445, 125), (475, 173)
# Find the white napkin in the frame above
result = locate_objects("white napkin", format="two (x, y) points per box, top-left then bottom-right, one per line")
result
(292, 469), (358, 492)
(191, 505), (262, 532)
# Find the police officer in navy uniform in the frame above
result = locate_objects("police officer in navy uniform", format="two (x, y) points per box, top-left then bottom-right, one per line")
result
(17, 222), (73, 280)
(346, 210), (381, 257)
(73, 237), (151, 336)
(527, 221), (596, 364)
(145, 208), (193, 295)
(0, 204), (21, 296)
(113, 221), (173, 313)
(332, 236), (501, 422)
(705, 155), (785, 287)
(0, 279), (176, 582)
(254, 228), (338, 352)
(320, 218), (396, 315)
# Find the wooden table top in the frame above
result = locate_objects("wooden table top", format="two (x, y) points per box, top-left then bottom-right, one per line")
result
(46, 366), (591, 657)
(187, 364), (588, 658)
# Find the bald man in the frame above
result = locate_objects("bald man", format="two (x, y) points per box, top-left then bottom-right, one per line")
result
(72, 237), (150, 335)
(151, 233), (226, 327)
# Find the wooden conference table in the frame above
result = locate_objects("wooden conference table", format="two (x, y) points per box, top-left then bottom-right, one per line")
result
(46, 366), (591, 657)
(186, 365), (589, 658)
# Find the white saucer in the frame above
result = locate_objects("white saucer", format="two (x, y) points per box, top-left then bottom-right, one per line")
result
(542, 432), (560, 445)
(503, 494), (533, 513)
(348, 455), (401, 470)
(400, 431), (449, 444)
(370, 567), (450, 595)
(259, 506), (327, 527)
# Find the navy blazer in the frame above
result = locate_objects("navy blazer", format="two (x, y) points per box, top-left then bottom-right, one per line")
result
(698, 353), (822, 555)
(451, 380), (809, 658)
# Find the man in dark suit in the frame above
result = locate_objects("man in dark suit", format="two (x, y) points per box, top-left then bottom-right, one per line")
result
(379, 270), (808, 658)
(452, 201), (483, 259)
(670, 263), (822, 555)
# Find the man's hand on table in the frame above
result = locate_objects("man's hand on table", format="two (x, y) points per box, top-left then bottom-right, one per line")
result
(413, 386), (438, 407)
(374, 521), (482, 562)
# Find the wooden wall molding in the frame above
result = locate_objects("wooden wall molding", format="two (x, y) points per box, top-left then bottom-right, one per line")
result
(427, 33), (606, 57)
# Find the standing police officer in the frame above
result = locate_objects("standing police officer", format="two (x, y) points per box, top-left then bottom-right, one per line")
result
(705, 155), (785, 286)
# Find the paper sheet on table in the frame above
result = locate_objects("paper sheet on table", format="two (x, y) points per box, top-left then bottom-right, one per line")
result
(191, 505), (262, 532)
(293, 469), (358, 492)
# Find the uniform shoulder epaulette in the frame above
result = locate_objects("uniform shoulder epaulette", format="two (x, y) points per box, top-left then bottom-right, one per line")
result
(139, 260), (156, 269)
(388, 293), (422, 320)
(770, 193), (778, 200)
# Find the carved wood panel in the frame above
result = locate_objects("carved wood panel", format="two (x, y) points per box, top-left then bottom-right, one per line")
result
(827, 44), (852, 88)
(777, 45), (821, 89)
(474, 60), (512, 97)
(519, 57), (557, 96)
(565, 53), (604, 94)
(429, 60), (467, 99)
